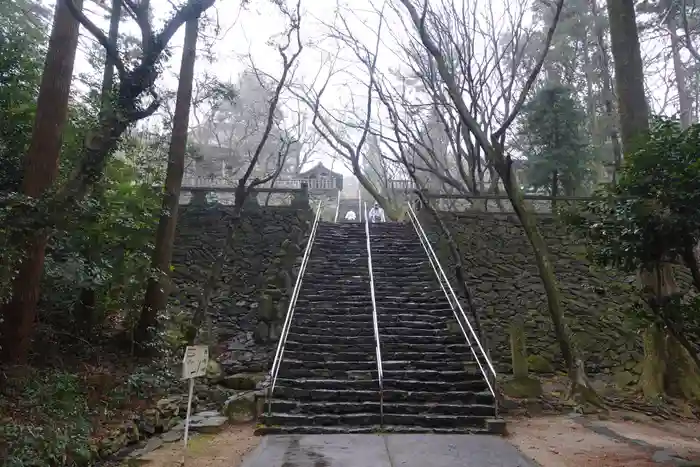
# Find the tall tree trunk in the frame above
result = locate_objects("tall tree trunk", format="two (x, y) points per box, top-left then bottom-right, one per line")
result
(606, 0), (700, 394)
(494, 154), (599, 401)
(583, 36), (598, 144)
(136, 16), (200, 346)
(606, 0), (650, 153)
(75, 0), (122, 330)
(398, 0), (602, 403)
(668, 15), (693, 128)
(100, 0), (121, 109)
(590, 0), (622, 182)
(0, 0), (83, 364)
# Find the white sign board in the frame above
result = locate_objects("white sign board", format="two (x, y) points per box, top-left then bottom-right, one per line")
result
(182, 345), (209, 380)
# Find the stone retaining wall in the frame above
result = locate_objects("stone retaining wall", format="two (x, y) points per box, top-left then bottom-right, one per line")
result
(428, 212), (697, 377)
(171, 205), (311, 375)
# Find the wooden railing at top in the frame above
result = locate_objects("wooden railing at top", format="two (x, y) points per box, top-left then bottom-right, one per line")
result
(418, 192), (631, 213)
(181, 176), (339, 191)
(177, 180), (310, 207)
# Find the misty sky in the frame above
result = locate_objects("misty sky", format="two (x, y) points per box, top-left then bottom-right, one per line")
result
(55, 0), (680, 178)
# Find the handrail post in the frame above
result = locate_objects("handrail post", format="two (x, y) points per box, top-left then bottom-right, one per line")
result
(266, 200), (324, 415)
(405, 203), (498, 399)
(334, 188), (341, 223)
(364, 202), (384, 428)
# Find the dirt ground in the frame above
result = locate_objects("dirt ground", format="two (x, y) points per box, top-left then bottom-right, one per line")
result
(508, 412), (700, 467)
(133, 423), (259, 467)
(129, 413), (700, 467)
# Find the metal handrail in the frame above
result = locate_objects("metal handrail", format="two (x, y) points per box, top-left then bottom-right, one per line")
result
(266, 200), (324, 413)
(364, 202), (384, 427)
(405, 202), (497, 398)
(334, 189), (341, 223)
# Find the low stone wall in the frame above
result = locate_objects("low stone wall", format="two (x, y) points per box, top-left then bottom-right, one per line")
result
(171, 205), (311, 375)
(429, 212), (696, 378)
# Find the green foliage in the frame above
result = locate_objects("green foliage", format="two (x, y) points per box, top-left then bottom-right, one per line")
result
(564, 118), (700, 272)
(0, 372), (93, 467)
(0, 4), (46, 191)
(41, 159), (161, 332)
(0, 362), (180, 466)
(519, 84), (594, 196)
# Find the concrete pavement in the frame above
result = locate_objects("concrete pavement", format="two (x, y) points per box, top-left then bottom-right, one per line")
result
(240, 434), (536, 467)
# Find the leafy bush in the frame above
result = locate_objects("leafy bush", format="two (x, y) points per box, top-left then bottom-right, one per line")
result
(0, 372), (93, 466)
(564, 118), (700, 273)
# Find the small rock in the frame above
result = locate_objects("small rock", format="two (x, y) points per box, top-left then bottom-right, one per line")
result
(254, 322), (269, 344)
(222, 392), (257, 422)
(141, 437), (164, 455)
(222, 372), (267, 390)
(189, 414), (228, 434)
(206, 359), (224, 383)
(161, 430), (184, 443)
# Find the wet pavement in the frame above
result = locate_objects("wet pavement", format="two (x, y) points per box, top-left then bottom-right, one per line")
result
(240, 434), (536, 467)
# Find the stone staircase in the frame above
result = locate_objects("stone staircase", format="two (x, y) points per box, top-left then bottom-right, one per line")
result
(370, 222), (499, 433)
(261, 223), (381, 433)
(260, 221), (500, 434)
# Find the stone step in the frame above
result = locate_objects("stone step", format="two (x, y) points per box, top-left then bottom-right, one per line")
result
(373, 265), (433, 271)
(255, 425), (490, 435)
(382, 413), (492, 428)
(377, 314), (455, 324)
(383, 389), (495, 404)
(275, 378), (380, 391)
(382, 369), (481, 383)
(300, 278), (371, 286)
(284, 341), (378, 353)
(382, 360), (468, 371)
(376, 292), (449, 300)
(284, 332), (465, 347)
(303, 273), (368, 281)
(379, 326), (455, 336)
(373, 274), (437, 281)
(287, 324), (376, 336)
(268, 400), (494, 417)
(255, 425), (380, 435)
(380, 342), (471, 353)
(277, 366), (378, 380)
(306, 253), (365, 260)
(300, 284), (443, 294)
(297, 302), (452, 308)
(302, 285), (372, 293)
(294, 295), (376, 303)
(277, 358), (481, 380)
(383, 378), (489, 392)
(274, 377), (487, 393)
(285, 333), (377, 346)
(313, 244), (366, 249)
(289, 311), (376, 321)
(380, 334), (467, 346)
(303, 265), (368, 273)
(262, 412), (381, 427)
(272, 387), (493, 404)
(261, 411), (493, 429)
(290, 319), (446, 331)
(292, 310), (456, 323)
(279, 359), (378, 371)
(282, 350), (471, 362)
(284, 340), (470, 354)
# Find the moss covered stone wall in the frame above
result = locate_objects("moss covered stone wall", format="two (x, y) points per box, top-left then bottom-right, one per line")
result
(429, 212), (693, 378)
(171, 205), (311, 375)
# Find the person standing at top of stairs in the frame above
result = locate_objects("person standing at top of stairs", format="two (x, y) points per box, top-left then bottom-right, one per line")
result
(368, 202), (386, 223)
